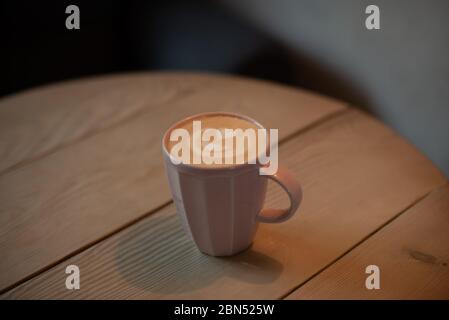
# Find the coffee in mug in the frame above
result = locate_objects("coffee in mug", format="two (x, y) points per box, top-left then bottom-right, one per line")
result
(162, 112), (302, 256)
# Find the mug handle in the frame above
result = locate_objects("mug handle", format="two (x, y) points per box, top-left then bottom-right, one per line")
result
(256, 166), (303, 223)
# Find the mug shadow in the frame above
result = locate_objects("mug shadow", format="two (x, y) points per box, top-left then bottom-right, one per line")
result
(114, 213), (283, 295)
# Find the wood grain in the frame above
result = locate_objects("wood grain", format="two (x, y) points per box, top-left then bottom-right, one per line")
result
(0, 73), (190, 175)
(3, 110), (445, 299)
(0, 73), (344, 176)
(286, 184), (449, 300)
(0, 73), (346, 292)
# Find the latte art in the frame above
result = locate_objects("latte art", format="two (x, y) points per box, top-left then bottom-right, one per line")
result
(165, 114), (279, 175)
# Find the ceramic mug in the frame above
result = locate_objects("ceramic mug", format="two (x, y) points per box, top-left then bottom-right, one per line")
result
(162, 112), (302, 256)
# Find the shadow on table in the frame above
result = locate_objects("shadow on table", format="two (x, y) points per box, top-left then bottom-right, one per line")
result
(114, 212), (283, 295)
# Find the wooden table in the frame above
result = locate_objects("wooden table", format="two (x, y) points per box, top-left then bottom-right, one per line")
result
(0, 73), (448, 299)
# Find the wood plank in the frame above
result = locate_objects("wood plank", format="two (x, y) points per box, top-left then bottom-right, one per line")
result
(0, 73), (346, 292)
(0, 73), (190, 175)
(2, 110), (446, 299)
(0, 72), (340, 175)
(286, 184), (449, 300)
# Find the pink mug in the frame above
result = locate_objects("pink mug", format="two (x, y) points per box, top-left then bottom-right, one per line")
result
(162, 112), (302, 256)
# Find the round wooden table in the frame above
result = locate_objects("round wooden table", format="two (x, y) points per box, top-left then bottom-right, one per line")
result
(0, 73), (448, 299)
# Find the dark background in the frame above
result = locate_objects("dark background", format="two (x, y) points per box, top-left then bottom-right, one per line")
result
(1, 0), (448, 176)
(0, 0), (294, 97)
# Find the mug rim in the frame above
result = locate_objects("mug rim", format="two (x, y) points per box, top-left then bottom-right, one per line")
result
(162, 111), (267, 173)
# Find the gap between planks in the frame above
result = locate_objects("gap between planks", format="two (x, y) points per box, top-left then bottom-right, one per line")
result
(278, 182), (448, 300)
(0, 107), (350, 295)
(0, 88), (196, 178)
